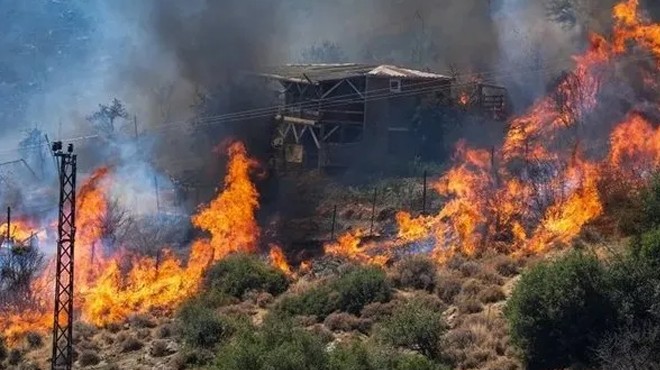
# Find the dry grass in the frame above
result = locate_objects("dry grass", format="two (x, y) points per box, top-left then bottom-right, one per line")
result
(128, 313), (157, 328)
(78, 350), (101, 367)
(444, 308), (519, 370)
(323, 312), (372, 333)
(490, 255), (521, 278)
(460, 278), (485, 299)
(360, 301), (395, 321)
(435, 270), (463, 304)
(150, 340), (172, 358)
(478, 285), (506, 304)
(119, 336), (144, 353)
(458, 299), (483, 314)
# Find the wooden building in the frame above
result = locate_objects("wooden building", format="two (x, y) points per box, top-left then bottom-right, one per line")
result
(258, 63), (505, 171)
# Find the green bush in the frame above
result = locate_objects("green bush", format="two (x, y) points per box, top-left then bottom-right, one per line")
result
(213, 315), (329, 370)
(376, 296), (447, 360)
(275, 284), (340, 319)
(640, 172), (660, 230)
(177, 300), (237, 348)
(204, 254), (289, 298)
(634, 228), (660, 265)
(276, 266), (392, 319)
(605, 254), (660, 328)
(334, 267), (392, 315)
(328, 341), (448, 370)
(505, 251), (616, 369)
(391, 255), (438, 292)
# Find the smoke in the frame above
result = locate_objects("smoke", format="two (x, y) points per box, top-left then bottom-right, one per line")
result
(0, 0), (654, 219)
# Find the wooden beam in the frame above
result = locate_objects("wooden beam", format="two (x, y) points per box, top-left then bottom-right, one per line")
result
(346, 79), (365, 99)
(321, 80), (345, 99)
(322, 125), (340, 141)
(309, 127), (321, 149)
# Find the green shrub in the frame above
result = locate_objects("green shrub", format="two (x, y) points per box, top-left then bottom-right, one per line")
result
(391, 256), (438, 292)
(177, 300), (237, 348)
(275, 284), (340, 319)
(605, 254), (660, 328)
(328, 341), (448, 370)
(276, 266), (391, 319)
(635, 228), (660, 264)
(204, 254), (289, 298)
(213, 315), (329, 370)
(334, 266), (392, 315)
(640, 172), (660, 230)
(376, 296), (447, 360)
(505, 251), (616, 369)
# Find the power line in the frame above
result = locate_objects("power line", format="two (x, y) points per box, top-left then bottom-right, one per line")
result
(1, 53), (656, 156)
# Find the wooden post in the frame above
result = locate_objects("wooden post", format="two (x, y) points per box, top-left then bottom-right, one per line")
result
(331, 205), (337, 239)
(370, 187), (378, 236)
(154, 176), (160, 213)
(133, 115), (139, 140)
(422, 170), (427, 215)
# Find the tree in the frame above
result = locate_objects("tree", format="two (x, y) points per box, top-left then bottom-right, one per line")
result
(18, 128), (51, 180)
(301, 41), (346, 63)
(0, 246), (45, 311)
(544, 0), (617, 32)
(87, 98), (129, 136)
(505, 251), (616, 369)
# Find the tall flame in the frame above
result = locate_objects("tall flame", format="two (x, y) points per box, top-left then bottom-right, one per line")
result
(1, 141), (262, 336)
(392, 0), (660, 262)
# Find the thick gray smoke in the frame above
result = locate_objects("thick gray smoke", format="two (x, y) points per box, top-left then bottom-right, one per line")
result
(1, 0), (655, 219)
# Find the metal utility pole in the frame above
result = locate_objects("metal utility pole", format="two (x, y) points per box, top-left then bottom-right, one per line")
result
(51, 142), (77, 370)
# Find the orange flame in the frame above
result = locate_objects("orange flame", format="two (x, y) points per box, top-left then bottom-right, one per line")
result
(1, 140), (263, 339)
(394, 0), (659, 261)
(269, 244), (292, 275)
(192, 142), (260, 262)
(324, 229), (388, 266)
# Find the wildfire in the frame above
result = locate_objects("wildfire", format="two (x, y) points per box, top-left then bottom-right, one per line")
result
(269, 244), (292, 275)
(394, 0), (660, 262)
(192, 142), (260, 263)
(0, 220), (41, 246)
(324, 229), (388, 266)
(1, 140), (263, 338)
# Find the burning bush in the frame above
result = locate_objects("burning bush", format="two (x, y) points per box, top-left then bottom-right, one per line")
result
(0, 245), (45, 312)
(203, 254), (289, 299)
(505, 251), (615, 369)
(375, 295), (448, 361)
